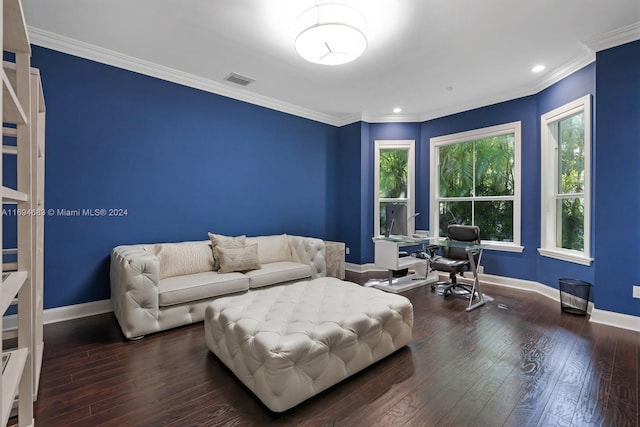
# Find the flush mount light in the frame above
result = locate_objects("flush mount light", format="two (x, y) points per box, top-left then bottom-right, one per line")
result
(295, 3), (367, 66)
(532, 64), (545, 73)
(393, 107), (402, 113)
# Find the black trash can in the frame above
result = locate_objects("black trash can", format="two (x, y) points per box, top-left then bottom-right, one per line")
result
(558, 278), (591, 315)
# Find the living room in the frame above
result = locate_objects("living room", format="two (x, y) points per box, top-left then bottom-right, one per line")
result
(2, 0), (639, 425)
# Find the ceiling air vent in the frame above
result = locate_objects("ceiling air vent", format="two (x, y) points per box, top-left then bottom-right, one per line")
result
(224, 72), (255, 87)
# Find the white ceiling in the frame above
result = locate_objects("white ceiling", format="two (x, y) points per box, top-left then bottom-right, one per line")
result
(21, 0), (640, 125)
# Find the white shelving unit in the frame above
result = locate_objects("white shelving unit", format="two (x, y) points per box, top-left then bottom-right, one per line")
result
(1, 0), (45, 425)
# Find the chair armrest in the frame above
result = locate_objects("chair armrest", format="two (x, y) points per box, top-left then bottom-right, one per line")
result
(287, 236), (326, 278)
(426, 244), (440, 258)
(110, 245), (161, 339)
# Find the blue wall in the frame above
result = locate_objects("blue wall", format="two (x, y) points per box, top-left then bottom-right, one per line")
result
(30, 46), (337, 308)
(23, 40), (640, 318)
(594, 40), (640, 317)
(358, 122), (372, 263)
(535, 63), (596, 290)
(420, 96), (539, 281)
(360, 64), (603, 302)
(334, 122), (362, 262)
(362, 122), (422, 263)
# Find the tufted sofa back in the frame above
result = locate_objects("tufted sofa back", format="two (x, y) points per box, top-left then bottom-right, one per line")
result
(110, 235), (327, 339)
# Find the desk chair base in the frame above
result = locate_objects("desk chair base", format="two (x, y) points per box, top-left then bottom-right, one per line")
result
(431, 281), (479, 300)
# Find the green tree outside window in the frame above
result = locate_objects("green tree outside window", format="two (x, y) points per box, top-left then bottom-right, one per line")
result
(438, 135), (515, 241)
(379, 148), (408, 232)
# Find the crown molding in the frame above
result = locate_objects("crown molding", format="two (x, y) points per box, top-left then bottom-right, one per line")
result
(532, 49), (596, 93)
(27, 26), (343, 126)
(361, 49), (597, 124)
(26, 24), (639, 128)
(585, 21), (640, 52)
(333, 112), (365, 127)
(361, 111), (427, 124)
(362, 84), (538, 124)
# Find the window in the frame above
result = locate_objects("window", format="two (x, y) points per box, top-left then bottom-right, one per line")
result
(539, 95), (592, 265)
(374, 140), (415, 237)
(430, 122), (522, 251)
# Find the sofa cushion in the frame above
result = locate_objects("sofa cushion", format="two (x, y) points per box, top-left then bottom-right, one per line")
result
(246, 234), (293, 264)
(214, 244), (261, 274)
(244, 261), (312, 289)
(208, 233), (247, 270)
(153, 242), (215, 279)
(158, 271), (249, 307)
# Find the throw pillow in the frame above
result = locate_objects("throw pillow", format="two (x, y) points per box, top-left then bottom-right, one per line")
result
(208, 232), (247, 270)
(246, 234), (293, 264)
(153, 243), (215, 279)
(214, 244), (261, 273)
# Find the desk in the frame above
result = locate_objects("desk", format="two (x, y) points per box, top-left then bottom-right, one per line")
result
(372, 236), (439, 293)
(373, 236), (486, 311)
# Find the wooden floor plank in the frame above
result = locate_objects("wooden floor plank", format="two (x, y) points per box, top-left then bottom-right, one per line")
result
(23, 273), (639, 426)
(503, 314), (585, 426)
(602, 328), (639, 427)
(569, 323), (616, 427)
(371, 310), (517, 425)
(534, 316), (594, 427)
(462, 289), (571, 426)
(427, 299), (551, 426)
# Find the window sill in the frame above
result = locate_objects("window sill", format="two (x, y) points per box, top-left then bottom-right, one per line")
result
(482, 242), (524, 253)
(537, 248), (593, 266)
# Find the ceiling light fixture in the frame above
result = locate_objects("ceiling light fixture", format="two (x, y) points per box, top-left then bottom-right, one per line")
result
(295, 3), (367, 66)
(393, 107), (402, 113)
(532, 64), (545, 73)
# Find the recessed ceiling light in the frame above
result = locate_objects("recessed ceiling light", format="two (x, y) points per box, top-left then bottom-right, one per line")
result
(532, 64), (545, 73)
(393, 107), (402, 113)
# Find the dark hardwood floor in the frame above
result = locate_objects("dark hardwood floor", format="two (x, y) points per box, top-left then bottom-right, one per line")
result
(29, 273), (639, 426)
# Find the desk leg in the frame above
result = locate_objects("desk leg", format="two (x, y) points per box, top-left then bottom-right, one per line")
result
(388, 269), (394, 285)
(466, 249), (485, 312)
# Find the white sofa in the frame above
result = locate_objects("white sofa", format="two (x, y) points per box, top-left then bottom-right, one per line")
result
(110, 234), (326, 339)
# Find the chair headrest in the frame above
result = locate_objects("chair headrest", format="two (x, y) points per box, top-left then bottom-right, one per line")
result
(448, 225), (480, 242)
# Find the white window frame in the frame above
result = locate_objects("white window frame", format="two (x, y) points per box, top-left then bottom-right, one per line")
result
(374, 140), (416, 237)
(430, 122), (523, 252)
(539, 95), (593, 265)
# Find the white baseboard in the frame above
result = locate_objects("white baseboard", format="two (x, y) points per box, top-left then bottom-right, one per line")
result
(350, 265), (638, 333)
(3, 272), (637, 334)
(345, 262), (381, 273)
(459, 271), (597, 314)
(3, 299), (112, 332)
(589, 309), (640, 332)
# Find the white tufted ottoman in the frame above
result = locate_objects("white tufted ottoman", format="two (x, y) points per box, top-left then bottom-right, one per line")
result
(204, 277), (413, 412)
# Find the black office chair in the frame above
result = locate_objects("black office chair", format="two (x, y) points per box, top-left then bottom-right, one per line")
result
(429, 225), (481, 298)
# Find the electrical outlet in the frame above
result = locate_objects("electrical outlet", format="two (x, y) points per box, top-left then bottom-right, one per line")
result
(633, 286), (640, 299)
(345, 247), (350, 255)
